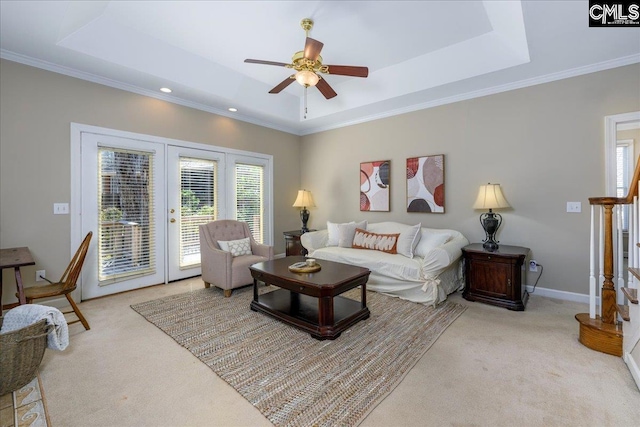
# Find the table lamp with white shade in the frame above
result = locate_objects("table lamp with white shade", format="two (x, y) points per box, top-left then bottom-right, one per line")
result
(473, 183), (511, 252)
(293, 190), (315, 233)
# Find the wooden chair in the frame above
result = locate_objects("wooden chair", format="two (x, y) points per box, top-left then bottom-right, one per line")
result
(20, 232), (93, 330)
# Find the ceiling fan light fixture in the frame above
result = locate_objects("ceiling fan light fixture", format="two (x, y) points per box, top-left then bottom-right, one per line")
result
(295, 70), (319, 87)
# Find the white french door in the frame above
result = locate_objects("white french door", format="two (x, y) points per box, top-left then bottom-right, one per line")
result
(167, 146), (225, 281)
(74, 124), (273, 300)
(81, 133), (165, 299)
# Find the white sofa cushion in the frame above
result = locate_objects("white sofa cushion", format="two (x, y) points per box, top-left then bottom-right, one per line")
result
(414, 229), (453, 258)
(338, 223), (359, 248)
(367, 222), (421, 258)
(312, 246), (423, 282)
(327, 220), (367, 246)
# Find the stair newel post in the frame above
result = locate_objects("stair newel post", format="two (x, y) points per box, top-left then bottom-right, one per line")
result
(576, 156), (640, 357)
(602, 202), (617, 324)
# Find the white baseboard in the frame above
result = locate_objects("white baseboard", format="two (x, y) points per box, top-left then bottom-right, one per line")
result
(525, 285), (597, 304)
(274, 252), (287, 259)
(624, 349), (640, 392)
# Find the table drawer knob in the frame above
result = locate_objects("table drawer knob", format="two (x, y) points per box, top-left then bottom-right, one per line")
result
(299, 286), (304, 291)
(487, 256), (491, 260)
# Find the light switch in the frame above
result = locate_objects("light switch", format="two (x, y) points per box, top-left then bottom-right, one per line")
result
(566, 202), (581, 213)
(53, 203), (69, 214)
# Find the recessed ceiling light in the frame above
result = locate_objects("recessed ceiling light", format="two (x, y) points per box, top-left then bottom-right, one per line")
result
(228, 107), (238, 112)
(160, 87), (172, 93)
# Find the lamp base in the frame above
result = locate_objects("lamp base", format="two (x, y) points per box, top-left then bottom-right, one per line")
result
(483, 240), (499, 252)
(300, 208), (310, 233)
(480, 210), (502, 252)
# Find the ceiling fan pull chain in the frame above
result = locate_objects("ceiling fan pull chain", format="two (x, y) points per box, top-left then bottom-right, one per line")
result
(304, 86), (308, 119)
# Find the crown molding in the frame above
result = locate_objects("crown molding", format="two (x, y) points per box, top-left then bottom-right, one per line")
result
(0, 49), (300, 136)
(2, 49), (638, 138)
(300, 54), (640, 136)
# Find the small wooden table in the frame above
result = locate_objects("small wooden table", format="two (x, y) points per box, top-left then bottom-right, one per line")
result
(462, 243), (530, 311)
(250, 256), (370, 340)
(283, 230), (315, 256)
(0, 247), (35, 307)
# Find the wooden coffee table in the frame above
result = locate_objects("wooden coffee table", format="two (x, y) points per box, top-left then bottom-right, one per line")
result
(250, 256), (370, 340)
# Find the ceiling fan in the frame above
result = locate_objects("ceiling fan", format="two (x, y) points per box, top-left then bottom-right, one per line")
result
(244, 18), (369, 100)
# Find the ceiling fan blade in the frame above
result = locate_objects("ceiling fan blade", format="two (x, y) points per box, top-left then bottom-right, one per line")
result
(304, 37), (324, 61)
(269, 76), (295, 94)
(325, 65), (369, 78)
(316, 77), (337, 99)
(245, 59), (290, 67)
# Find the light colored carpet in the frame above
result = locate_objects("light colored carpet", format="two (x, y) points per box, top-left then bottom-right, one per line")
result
(36, 277), (640, 426)
(131, 286), (466, 427)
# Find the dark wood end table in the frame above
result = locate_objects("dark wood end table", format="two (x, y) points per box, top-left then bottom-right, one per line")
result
(283, 230), (315, 256)
(250, 256), (370, 340)
(462, 243), (530, 311)
(0, 247), (35, 307)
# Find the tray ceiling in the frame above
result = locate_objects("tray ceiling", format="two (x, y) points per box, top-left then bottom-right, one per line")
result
(1, 1), (638, 135)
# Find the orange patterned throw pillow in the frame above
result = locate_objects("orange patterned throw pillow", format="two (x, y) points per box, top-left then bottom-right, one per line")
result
(352, 228), (399, 254)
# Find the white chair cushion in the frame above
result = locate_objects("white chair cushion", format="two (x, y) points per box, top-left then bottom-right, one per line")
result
(218, 237), (252, 257)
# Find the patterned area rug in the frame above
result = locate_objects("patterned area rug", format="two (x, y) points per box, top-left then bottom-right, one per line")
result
(131, 286), (466, 427)
(0, 372), (49, 427)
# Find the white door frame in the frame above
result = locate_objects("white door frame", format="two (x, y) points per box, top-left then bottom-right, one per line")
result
(71, 123), (274, 300)
(605, 111), (640, 196)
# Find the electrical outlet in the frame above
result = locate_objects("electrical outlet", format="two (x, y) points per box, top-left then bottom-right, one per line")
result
(529, 260), (538, 272)
(36, 270), (46, 282)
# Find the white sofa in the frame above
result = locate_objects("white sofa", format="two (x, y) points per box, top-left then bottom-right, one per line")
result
(301, 221), (469, 306)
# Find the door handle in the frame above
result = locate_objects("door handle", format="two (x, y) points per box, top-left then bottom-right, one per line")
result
(170, 218), (176, 223)
(170, 208), (175, 213)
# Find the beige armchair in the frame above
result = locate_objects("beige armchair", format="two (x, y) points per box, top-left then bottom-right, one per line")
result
(199, 220), (273, 297)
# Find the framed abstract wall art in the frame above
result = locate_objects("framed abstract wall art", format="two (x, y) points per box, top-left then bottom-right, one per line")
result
(406, 154), (444, 213)
(360, 160), (390, 211)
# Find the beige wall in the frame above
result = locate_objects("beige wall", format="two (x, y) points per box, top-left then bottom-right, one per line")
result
(300, 64), (640, 295)
(0, 59), (301, 304)
(2, 59), (639, 302)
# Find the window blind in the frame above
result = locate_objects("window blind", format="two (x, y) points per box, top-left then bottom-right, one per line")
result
(180, 157), (217, 267)
(98, 147), (155, 283)
(236, 163), (264, 243)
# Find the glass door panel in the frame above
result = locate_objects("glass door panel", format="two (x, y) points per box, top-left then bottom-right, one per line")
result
(167, 146), (225, 281)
